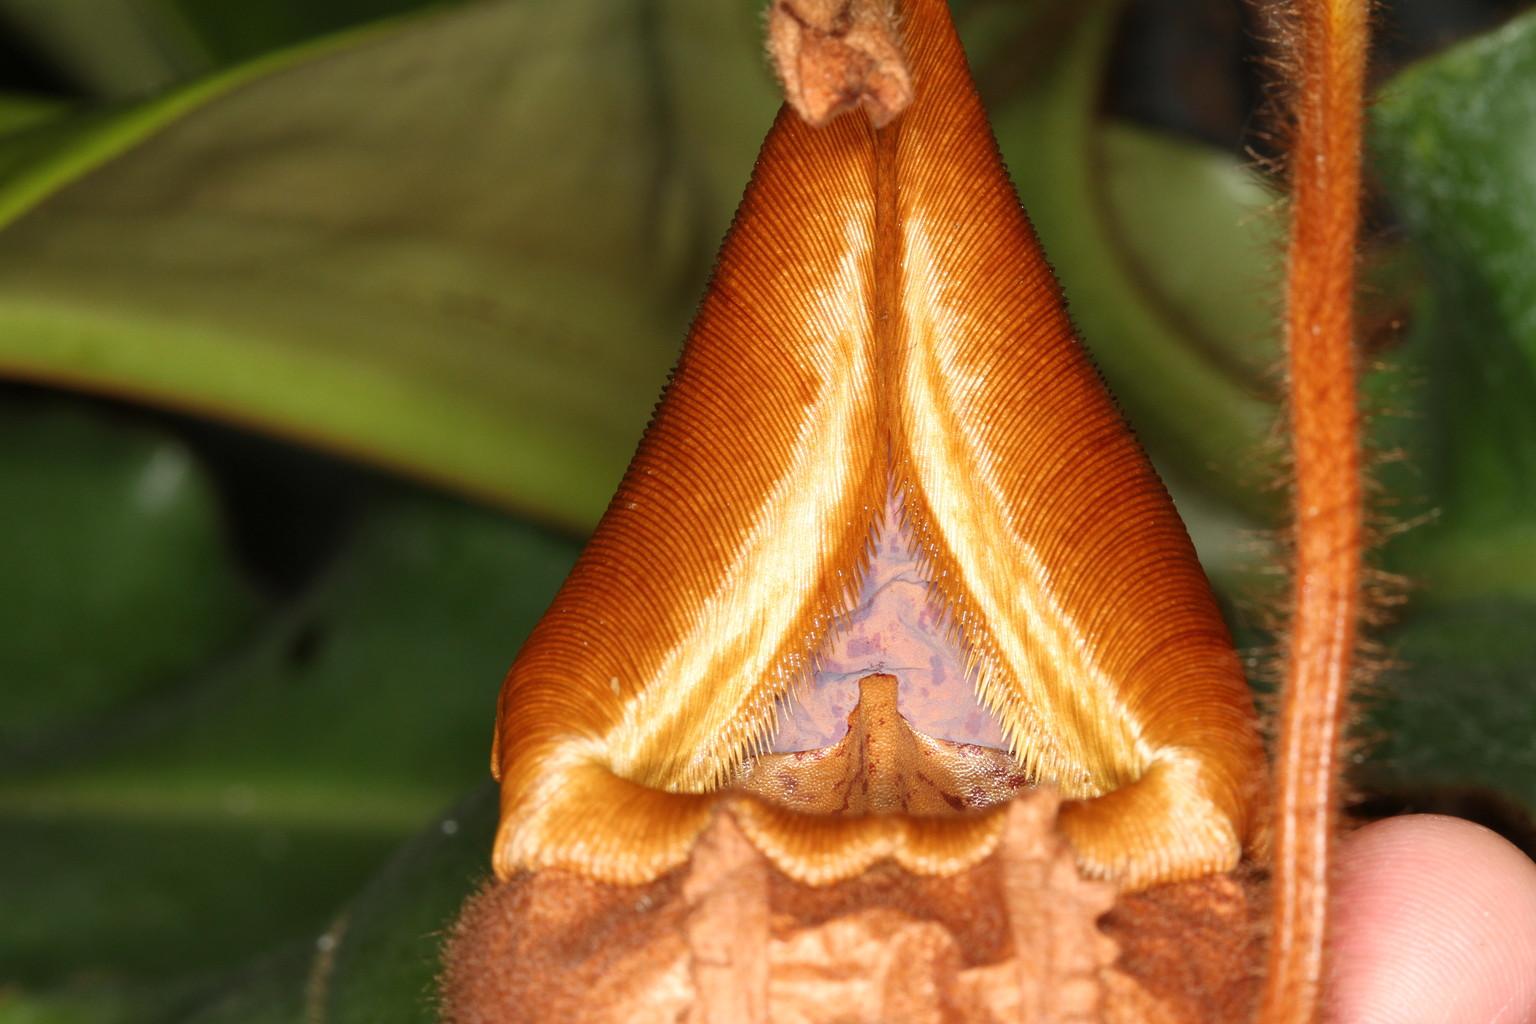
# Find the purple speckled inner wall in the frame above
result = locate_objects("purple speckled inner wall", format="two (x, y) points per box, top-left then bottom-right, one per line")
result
(770, 498), (1008, 753)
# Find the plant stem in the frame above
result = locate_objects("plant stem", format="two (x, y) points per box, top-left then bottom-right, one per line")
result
(1260, 0), (1369, 1020)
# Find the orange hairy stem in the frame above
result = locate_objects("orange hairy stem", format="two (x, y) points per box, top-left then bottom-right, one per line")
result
(1260, 0), (1369, 1020)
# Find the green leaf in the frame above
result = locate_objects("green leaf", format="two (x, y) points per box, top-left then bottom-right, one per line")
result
(164, 787), (496, 1024)
(0, 23), (392, 227)
(1372, 9), (1536, 601)
(314, 787), (497, 1024)
(157, 0), (450, 72)
(0, 0), (448, 100)
(0, 495), (574, 984)
(0, 94), (70, 139)
(1361, 600), (1536, 814)
(0, 1), (778, 531)
(1093, 123), (1287, 587)
(176, 950), (311, 1024)
(0, 0), (208, 99)
(0, 402), (258, 753)
(0, 977), (208, 1024)
(1098, 123), (1283, 391)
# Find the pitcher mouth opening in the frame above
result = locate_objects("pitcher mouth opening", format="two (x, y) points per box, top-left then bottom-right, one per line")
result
(737, 492), (1030, 818)
(769, 490), (1010, 754)
(736, 671), (1032, 816)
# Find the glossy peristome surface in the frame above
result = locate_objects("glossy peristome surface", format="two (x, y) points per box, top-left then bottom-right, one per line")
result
(491, 0), (1264, 891)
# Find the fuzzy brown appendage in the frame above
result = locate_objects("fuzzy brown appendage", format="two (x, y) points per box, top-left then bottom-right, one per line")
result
(439, 794), (1264, 1023)
(1105, 872), (1269, 1024)
(1261, 0), (1370, 1020)
(767, 0), (914, 127)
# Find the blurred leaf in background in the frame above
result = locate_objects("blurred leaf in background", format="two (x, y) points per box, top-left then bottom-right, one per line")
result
(1363, 7), (1536, 809)
(0, 0), (450, 98)
(0, 0), (1533, 1021)
(0, 403), (258, 753)
(0, 0), (778, 528)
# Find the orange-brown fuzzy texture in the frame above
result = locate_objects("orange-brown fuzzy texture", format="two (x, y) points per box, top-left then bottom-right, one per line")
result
(1260, 0), (1369, 1021)
(491, 0), (1264, 891)
(767, 0), (914, 128)
(443, 796), (1266, 1023)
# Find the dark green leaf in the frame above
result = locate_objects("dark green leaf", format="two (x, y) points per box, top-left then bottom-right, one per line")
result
(0, 402), (257, 753)
(0, 496), (574, 983)
(315, 787), (497, 1024)
(159, 0), (450, 72)
(1372, 9), (1536, 601)
(164, 787), (496, 1024)
(0, 93), (70, 138)
(1362, 601), (1536, 814)
(0, 0), (449, 99)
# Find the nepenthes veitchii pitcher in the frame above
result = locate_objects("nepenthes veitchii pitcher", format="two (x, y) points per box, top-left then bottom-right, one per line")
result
(440, 1), (1536, 1021)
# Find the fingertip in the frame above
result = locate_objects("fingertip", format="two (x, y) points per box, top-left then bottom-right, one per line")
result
(1329, 813), (1536, 1024)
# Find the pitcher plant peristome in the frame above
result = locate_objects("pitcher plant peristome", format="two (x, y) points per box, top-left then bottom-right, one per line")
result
(488, 0), (1266, 897)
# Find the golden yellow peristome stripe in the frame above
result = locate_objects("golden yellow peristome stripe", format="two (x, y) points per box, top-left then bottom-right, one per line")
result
(491, 0), (1265, 891)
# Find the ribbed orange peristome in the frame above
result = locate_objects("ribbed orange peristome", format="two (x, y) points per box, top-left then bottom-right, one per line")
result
(492, 0), (1265, 891)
